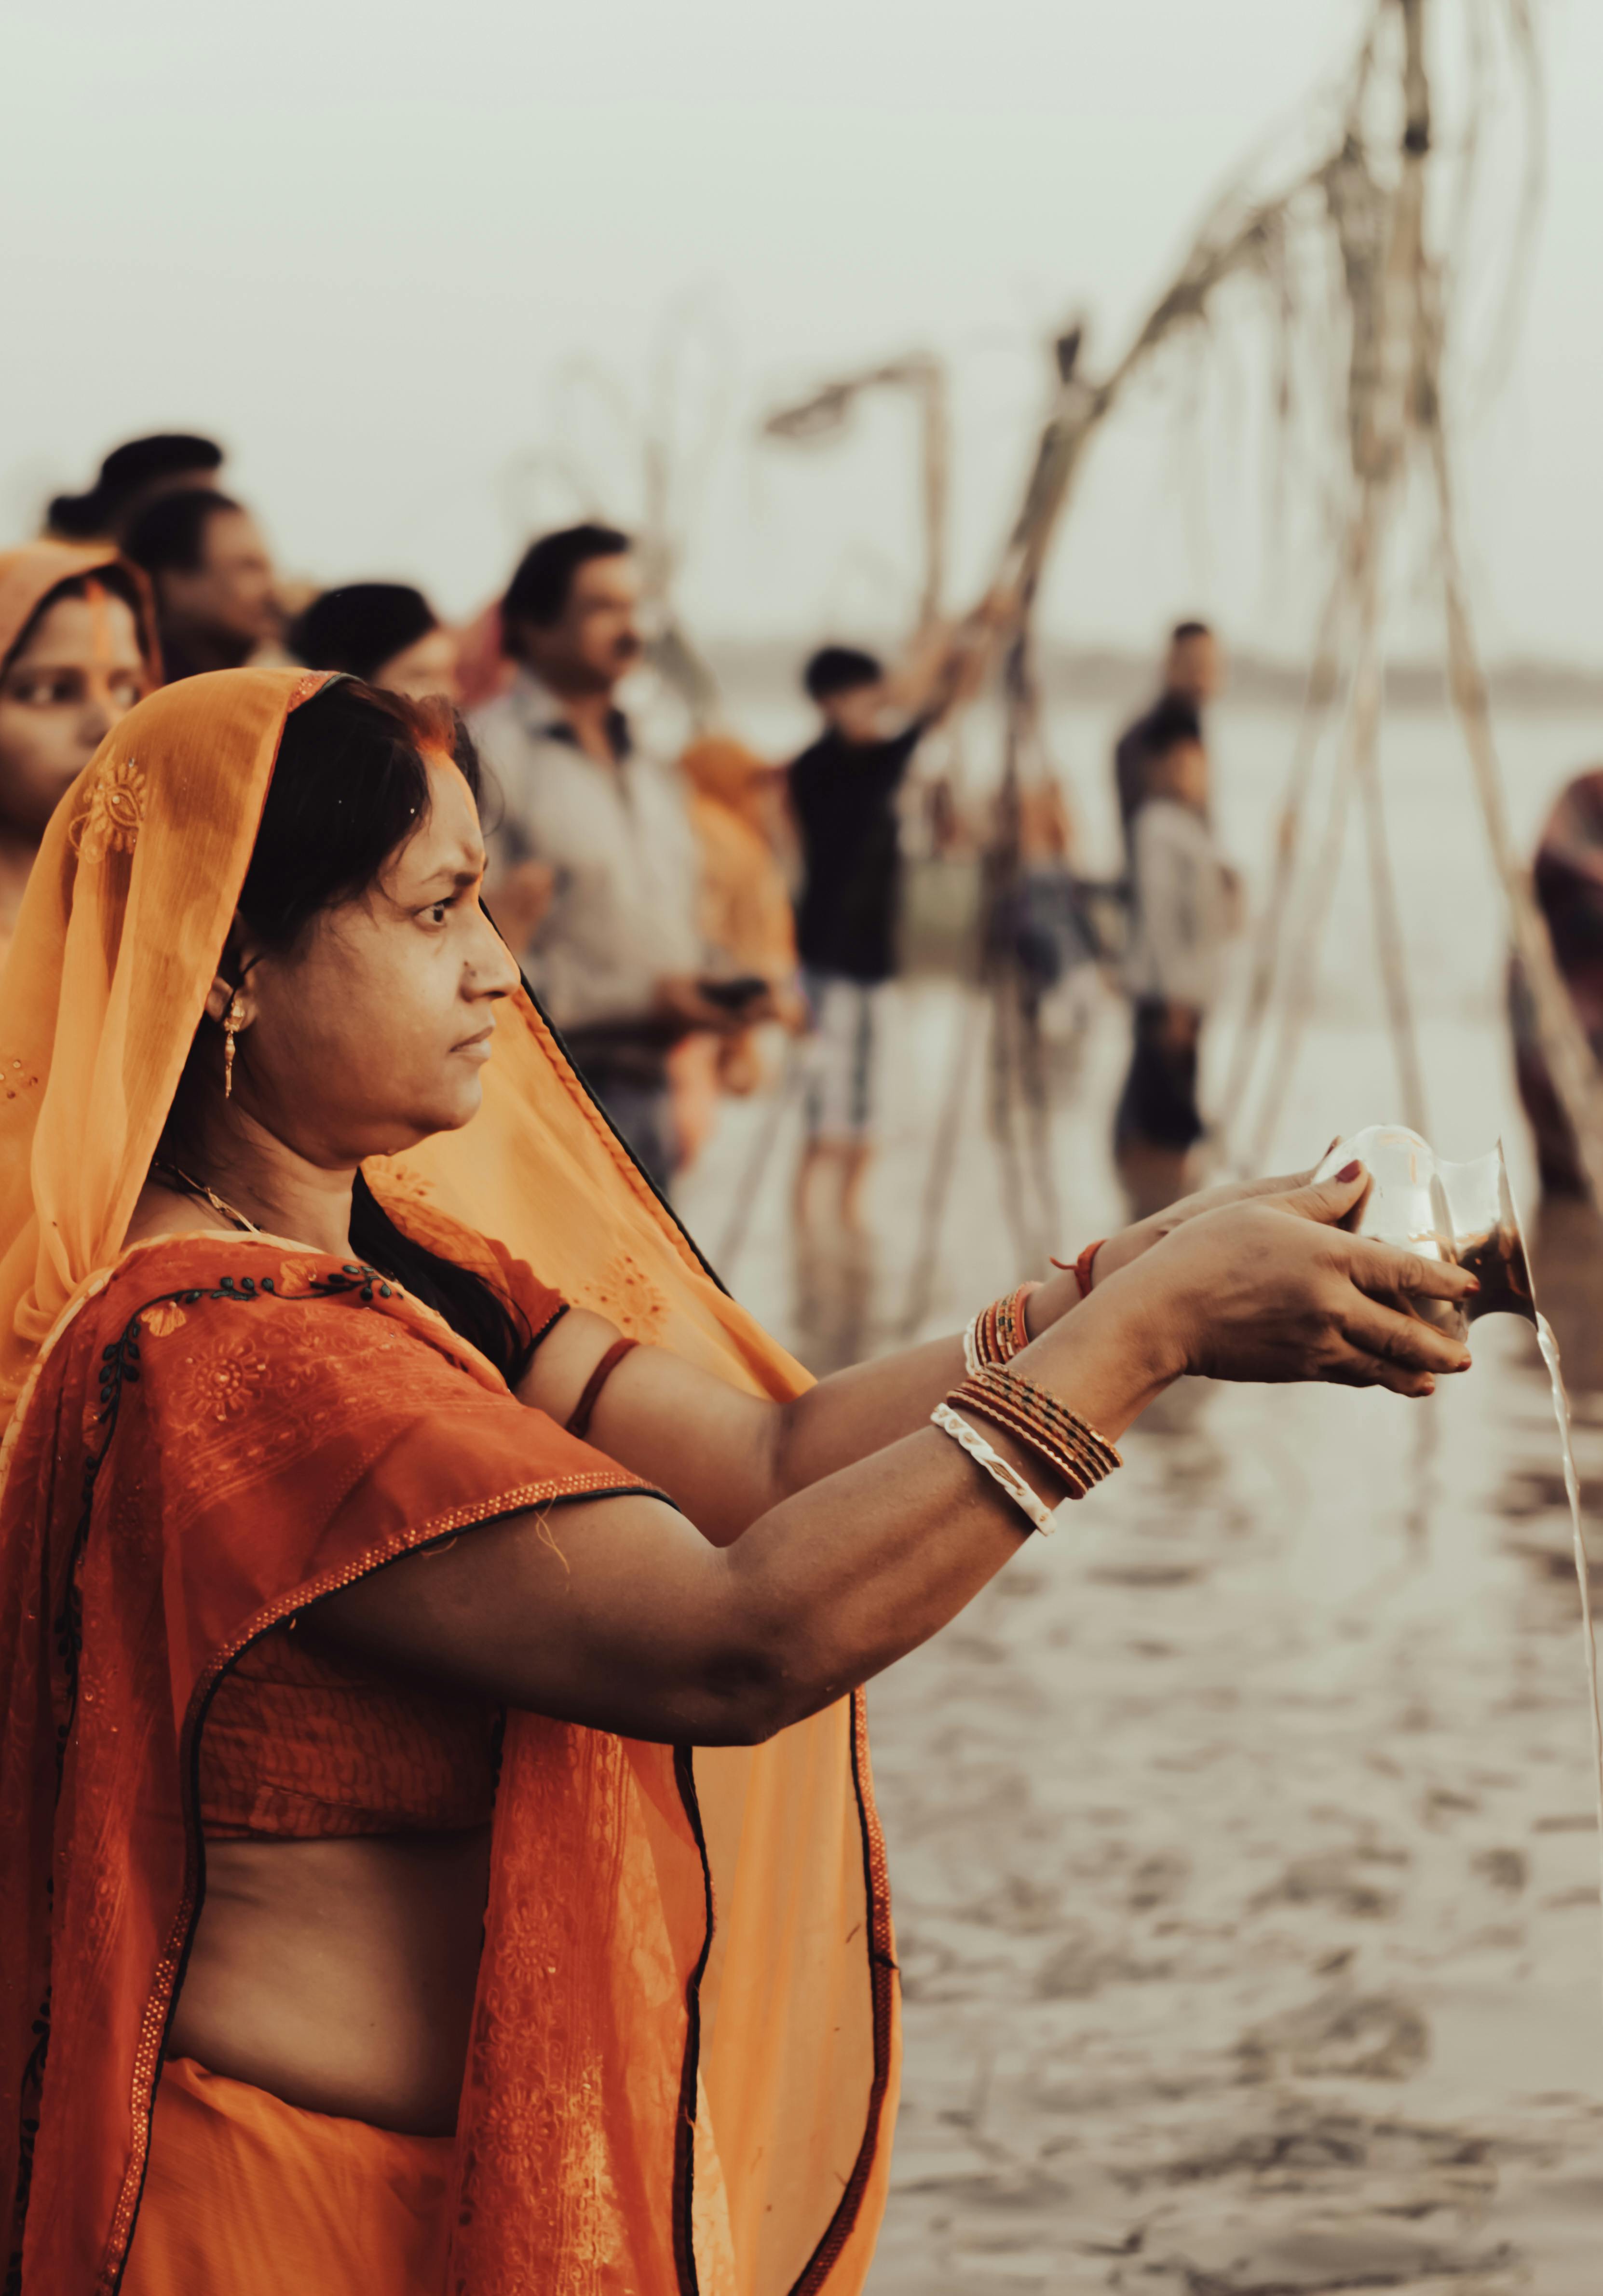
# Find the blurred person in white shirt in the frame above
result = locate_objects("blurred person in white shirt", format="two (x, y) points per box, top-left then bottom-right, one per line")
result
(1115, 698), (1237, 1217)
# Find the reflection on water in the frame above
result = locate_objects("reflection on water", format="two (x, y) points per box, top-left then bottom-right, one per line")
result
(674, 702), (1603, 2290)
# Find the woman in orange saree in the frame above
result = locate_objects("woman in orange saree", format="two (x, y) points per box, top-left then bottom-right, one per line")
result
(0, 670), (1476, 2296)
(0, 542), (158, 952)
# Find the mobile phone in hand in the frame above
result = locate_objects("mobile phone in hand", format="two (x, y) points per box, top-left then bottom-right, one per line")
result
(698, 975), (770, 1014)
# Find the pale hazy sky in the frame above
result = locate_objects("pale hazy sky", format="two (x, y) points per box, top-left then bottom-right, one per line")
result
(2, 0), (1597, 661)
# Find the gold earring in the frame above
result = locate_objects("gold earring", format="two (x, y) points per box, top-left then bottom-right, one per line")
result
(222, 993), (242, 1099)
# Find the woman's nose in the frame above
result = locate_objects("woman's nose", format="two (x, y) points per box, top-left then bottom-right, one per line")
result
(80, 694), (116, 751)
(469, 905), (523, 999)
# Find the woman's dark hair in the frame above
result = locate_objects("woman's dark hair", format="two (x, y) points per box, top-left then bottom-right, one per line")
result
(1, 563), (153, 684)
(1142, 694), (1204, 761)
(159, 678), (535, 1387)
(48, 434), (224, 542)
(123, 488), (243, 577)
(289, 583), (438, 684)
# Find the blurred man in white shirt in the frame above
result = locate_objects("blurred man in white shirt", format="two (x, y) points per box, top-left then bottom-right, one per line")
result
(470, 525), (739, 1189)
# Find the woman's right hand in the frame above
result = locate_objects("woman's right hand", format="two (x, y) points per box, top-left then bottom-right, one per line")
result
(1106, 1163), (1476, 1397)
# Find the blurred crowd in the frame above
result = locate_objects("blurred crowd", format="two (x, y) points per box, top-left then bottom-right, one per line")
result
(1, 431), (993, 1209)
(4, 428), (1600, 1225)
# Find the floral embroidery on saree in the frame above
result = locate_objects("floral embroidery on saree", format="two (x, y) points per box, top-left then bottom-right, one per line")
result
(67, 758), (145, 865)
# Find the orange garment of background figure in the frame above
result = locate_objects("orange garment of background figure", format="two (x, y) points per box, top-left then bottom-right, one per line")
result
(671, 733), (800, 1167)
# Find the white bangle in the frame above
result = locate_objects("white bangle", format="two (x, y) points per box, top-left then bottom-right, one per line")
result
(962, 1317), (982, 1378)
(931, 1402), (1057, 1536)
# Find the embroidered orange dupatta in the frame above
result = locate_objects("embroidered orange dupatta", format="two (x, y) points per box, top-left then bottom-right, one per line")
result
(0, 671), (898, 2296)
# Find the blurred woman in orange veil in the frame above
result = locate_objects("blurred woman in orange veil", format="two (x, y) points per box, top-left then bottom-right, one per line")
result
(0, 542), (158, 953)
(0, 670), (1476, 2295)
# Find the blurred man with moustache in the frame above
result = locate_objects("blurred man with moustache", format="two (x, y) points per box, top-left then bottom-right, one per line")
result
(123, 487), (280, 684)
(470, 524), (739, 1189)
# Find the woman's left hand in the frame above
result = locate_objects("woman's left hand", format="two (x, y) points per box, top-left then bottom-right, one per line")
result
(1022, 1150), (1337, 1341)
(1089, 1159), (1330, 1289)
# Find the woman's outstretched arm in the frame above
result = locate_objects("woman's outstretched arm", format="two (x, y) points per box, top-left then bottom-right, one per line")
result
(308, 1193), (1474, 1746)
(519, 1160), (1362, 1543)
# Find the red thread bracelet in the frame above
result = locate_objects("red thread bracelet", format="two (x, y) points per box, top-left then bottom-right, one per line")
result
(1050, 1240), (1105, 1299)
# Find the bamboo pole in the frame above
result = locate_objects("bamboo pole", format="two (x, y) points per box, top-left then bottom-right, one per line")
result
(1346, 500), (1430, 1137)
(761, 355), (951, 636)
(1217, 557), (1351, 1160)
(1430, 418), (1603, 1210)
(915, 356), (951, 631)
(1243, 646), (1359, 1172)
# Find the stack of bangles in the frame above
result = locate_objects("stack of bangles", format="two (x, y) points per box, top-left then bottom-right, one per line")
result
(942, 1264), (1119, 1534)
(962, 1280), (1039, 1375)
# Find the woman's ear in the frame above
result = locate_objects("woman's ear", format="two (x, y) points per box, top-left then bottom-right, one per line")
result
(202, 911), (265, 1024)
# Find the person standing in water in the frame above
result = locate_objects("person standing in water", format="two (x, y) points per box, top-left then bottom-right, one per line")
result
(1115, 698), (1236, 1218)
(1114, 619), (1224, 864)
(0, 543), (159, 954)
(788, 632), (971, 1231)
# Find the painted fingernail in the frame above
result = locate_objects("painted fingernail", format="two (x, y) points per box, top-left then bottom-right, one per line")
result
(1464, 1276), (1481, 1292)
(1335, 1159), (1361, 1182)
(1421, 1374), (1437, 1394)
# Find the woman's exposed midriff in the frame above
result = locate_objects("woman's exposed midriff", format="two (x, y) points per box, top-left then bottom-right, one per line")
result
(168, 1624), (502, 2135)
(167, 1828), (493, 2137)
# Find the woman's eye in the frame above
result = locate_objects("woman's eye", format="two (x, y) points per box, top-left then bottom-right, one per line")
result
(8, 674), (79, 707)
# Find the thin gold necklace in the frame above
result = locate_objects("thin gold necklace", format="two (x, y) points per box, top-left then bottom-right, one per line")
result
(151, 1160), (263, 1236)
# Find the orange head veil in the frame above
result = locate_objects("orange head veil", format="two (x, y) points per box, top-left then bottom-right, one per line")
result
(0, 540), (160, 681)
(0, 667), (897, 2294)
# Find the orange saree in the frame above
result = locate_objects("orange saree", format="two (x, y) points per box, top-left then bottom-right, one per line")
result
(0, 670), (899, 2296)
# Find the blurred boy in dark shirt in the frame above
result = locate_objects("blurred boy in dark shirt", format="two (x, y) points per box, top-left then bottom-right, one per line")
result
(788, 630), (974, 1227)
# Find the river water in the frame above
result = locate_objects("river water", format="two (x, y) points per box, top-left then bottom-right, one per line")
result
(674, 696), (1603, 2293)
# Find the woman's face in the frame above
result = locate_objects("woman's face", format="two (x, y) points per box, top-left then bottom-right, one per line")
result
(0, 592), (148, 834)
(375, 626), (461, 705)
(231, 756), (520, 1165)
